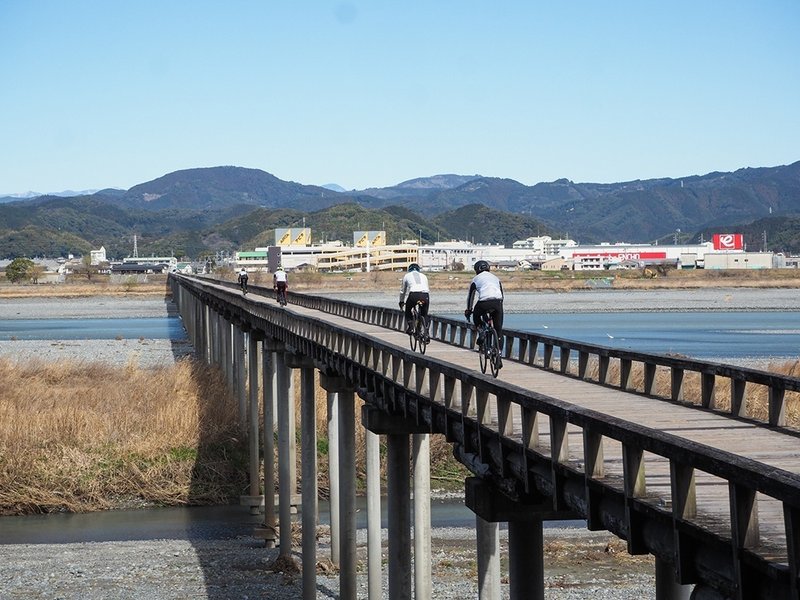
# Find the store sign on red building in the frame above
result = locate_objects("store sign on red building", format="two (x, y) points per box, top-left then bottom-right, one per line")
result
(712, 233), (743, 250)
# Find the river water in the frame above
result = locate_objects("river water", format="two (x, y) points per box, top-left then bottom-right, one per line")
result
(503, 311), (800, 363)
(0, 317), (186, 341)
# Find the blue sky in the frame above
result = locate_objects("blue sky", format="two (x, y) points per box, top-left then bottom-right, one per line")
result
(1, 1), (798, 195)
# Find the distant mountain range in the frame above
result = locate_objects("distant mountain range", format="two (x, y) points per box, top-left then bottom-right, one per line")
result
(1, 161), (799, 260)
(0, 189), (102, 202)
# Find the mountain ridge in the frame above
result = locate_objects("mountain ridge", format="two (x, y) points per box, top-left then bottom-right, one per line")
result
(2, 161), (799, 259)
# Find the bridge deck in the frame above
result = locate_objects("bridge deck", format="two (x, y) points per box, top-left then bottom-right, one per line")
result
(278, 298), (798, 558)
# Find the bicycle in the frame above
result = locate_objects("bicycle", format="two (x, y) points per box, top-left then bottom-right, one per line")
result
(408, 300), (430, 354)
(239, 279), (248, 295)
(472, 312), (502, 377)
(275, 286), (287, 306)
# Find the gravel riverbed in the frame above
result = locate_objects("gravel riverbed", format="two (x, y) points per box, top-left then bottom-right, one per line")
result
(0, 526), (655, 600)
(1, 289), (796, 598)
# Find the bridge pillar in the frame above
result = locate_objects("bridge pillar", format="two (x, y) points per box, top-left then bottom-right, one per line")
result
(320, 373), (358, 600)
(225, 317), (235, 392)
(655, 557), (692, 600)
(362, 406), (431, 600)
(299, 362), (317, 600)
(476, 516), (501, 600)
(327, 391), (340, 566)
(254, 340), (280, 548)
(387, 433), (411, 600)
(210, 311), (220, 365)
(202, 304), (211, 364)
(366, 429), (382, 600)
(276, 351), (296, 559)
(413, 433), (432, 600)
(466, 477), (578, 600)
(233, 326), (247, 432)
(242, 331), (261, 515)
(319, 375), (347, 568)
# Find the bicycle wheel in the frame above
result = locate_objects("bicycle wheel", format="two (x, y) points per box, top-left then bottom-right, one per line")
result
(478, 327), (489, 374)
(408, 312), (418, 351)
(485, 327), (499, 377)
(417, 317), (428, 355)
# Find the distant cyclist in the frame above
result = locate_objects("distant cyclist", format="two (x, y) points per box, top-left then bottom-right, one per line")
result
(399, 263), (430, 334)
(237, 268), (249, 294)
(273, 265), (288, 303)
(464, 260), (504, 365)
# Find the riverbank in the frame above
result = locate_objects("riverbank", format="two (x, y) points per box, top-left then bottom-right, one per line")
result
(2, 267), (800, 300)
(0, 524), (655, 600)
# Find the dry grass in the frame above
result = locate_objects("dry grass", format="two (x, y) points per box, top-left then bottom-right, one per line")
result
(577, 358), (800, 428)
(0, 357), (246, 515)
(0, 358), (463, 516)
(310, 373), (467, 499)
(0, 278), (171, 299)
(290, 268), (800, 293)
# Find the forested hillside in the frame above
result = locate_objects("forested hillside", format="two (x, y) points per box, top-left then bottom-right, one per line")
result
(1, 161), (799, 259)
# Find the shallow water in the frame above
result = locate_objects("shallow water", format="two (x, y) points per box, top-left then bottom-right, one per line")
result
(0, 317), (186, 341)
(502, 311), (800, 363)
(0, 499), (580, 545)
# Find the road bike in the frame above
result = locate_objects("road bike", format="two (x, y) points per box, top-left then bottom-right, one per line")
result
(275, 286), (287, 306)
(473, 312), (502, 377)
(239, 279), (248, 295)
(408, 300), (430, 354)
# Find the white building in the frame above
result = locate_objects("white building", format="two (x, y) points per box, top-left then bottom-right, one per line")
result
(122, 255), (178, 269)
(417, 240), (548, 271)
(89, 246), (107, 265)
(512, 236), (577, 256)
(559, 242), (714, 271)
(704, 252), (775, 270)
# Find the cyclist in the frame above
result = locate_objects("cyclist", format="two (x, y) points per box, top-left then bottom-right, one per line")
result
(464, 260), (504, 367)
(237, 268), (249, 293)
(273, 265), (288, 303)
(399, 263), (430, 335)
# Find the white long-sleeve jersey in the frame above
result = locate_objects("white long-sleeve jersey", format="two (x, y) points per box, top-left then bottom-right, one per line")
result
(466, 271), (503, 308)
(399, 271), (429, 303)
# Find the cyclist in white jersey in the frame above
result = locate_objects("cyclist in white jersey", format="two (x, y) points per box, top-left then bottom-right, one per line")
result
(399, 263), (430, 334)
(273, 265), (288, 300)
(464, 260), (504, 364)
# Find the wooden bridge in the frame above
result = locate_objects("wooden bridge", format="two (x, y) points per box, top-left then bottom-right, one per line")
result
(170, 274), (800, 600)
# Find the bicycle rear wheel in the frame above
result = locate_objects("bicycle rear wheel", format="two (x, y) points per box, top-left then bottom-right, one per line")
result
(485, 328), (499, 377)
(417, 317), (428, 354)
(408, 312), (418, 351)
(478, 327), (489, 373)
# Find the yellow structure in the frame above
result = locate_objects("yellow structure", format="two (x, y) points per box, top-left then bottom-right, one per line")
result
(275, 228), (311, 247)
(353, 230), (386, 248)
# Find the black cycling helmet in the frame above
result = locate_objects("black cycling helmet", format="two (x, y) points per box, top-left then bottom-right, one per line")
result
(473, 260), (490, 274)
(408, 263), (420, 272)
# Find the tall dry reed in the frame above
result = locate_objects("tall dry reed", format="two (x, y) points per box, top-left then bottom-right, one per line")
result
(0, 357), (246, 515)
